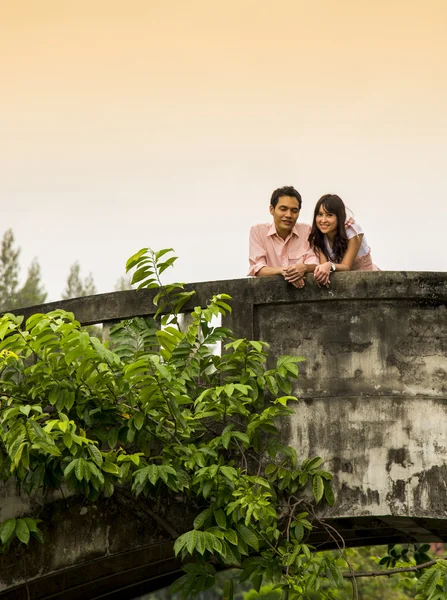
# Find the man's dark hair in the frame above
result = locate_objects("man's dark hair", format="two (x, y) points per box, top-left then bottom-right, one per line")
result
(270, 186), (302, 210)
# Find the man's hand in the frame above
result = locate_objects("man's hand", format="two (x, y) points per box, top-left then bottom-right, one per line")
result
(282, 263), (307, 283)
(291, 278), (305, 289)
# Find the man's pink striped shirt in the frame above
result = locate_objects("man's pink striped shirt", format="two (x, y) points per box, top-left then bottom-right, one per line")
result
(248, 222), (319, 276)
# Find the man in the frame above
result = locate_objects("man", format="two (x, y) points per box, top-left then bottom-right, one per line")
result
(248, 186), (318, 288)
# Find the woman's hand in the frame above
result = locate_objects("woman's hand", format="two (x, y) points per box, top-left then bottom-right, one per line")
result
(314, 262), (332, 287)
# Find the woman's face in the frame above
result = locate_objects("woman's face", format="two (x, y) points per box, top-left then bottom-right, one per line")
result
(316, 205), (338, 236)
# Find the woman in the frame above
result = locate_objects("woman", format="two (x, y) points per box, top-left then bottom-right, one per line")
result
(308, 194), (379, 286)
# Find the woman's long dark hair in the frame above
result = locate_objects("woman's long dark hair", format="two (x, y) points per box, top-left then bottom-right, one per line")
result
(308, 194), (349, 263)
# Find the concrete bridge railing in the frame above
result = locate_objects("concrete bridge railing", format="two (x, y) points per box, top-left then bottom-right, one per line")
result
(1, 271), (447, 599)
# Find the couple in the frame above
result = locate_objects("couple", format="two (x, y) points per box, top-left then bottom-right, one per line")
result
(248, 186), (378, 288)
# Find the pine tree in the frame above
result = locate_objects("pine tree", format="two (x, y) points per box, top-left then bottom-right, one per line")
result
(62, 262), (97, 299)
(83, 273), (97, 296)
(114, 276), (133, 291)
(0, 229), (20, 310)
(15, 259), (47, 309)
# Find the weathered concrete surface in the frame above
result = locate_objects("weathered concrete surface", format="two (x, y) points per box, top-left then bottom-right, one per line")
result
(2, 272), (447, 597)
(253, 288), (447, 527)
(0, 486), (191, 599)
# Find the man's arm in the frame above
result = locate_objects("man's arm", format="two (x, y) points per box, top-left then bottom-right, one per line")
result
(249, 226), (283, 277)
(256, 266), (283, 277)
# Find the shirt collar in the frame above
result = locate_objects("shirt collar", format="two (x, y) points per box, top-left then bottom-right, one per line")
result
(267, 222), (300, 238)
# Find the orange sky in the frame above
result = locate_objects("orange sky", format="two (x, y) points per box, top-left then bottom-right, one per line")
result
(1, 1), (446, 297)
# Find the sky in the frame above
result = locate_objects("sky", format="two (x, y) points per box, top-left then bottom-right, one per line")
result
(1, 0), (446, 301)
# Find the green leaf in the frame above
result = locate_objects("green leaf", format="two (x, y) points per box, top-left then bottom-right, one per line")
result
(214, 509), (226, 529)
(306, 456), (323, 471)
(195, 531), (207, 555)
(324, 479), (335, 506)
(133, 412), (145, 431)
(220, 466), (237, 481)
(294, 523), (304, 542)
(169, 573), (192, 595)
(232, 431), (250, 446)
(75, 458), (85, 481)
(223, 529), (238, 546)
(0, 519), (16, 544)
(186, 530), (199, 555)
(155, 248), (174, 261)
(64, 459), (77, 478)
(174, 531), (189, 555)
(266, 375), (278, 395)
(102, 461), (121, 476)
(312, 475), (324, 503)
(202, 480), (213, 499)
(22, 518), (41, 533)
(236, 524), (259, 552)
(205, 532), (223, 554)
(158, 256), (178, 275)
(249, 341), (263, 352)
(88, 445), (102, 466)
(222, 579), (234, 600)
(252, 573), (263, 593)
(15, 519), (30, 545)
(126, 248), (149, 271)
(325, 558), (344, 587)
(108, 428), (119, 449)
(265, 463), (277, 476)
(194, 508), (212, 530)
(418, 567), (441, 595)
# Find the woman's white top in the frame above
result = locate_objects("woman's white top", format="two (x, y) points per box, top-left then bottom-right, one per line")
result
(324, 221), (370, 261)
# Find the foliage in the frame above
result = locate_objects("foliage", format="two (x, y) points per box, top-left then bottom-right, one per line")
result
(310, 545), (419, 599)
(0, 229), (20, 309)
(114, 275), (134, 291)
(0, 229), (47, 310)
(0, 517), (43, 553)
(62, 261), (97, 299)
(0, 246), (446, 599)
(145, 545), (431, 599)
(16, 259), (47, 309)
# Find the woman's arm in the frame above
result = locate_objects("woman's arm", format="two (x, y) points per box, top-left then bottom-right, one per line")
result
(334, 235), (363, 271)
(314, 235), (363, 284)
(318, 249), (327, 265)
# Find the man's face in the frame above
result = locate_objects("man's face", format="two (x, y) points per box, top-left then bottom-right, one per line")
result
(270, 195), (300, 237)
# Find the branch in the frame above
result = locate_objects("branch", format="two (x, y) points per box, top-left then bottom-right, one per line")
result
(313, 515), (358, 600)
(343, 556), (447, 578)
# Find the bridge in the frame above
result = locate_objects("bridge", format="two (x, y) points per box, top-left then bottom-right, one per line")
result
(1, 271), (447, 599)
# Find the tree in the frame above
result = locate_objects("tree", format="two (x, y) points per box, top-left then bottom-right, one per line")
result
(0, 229), (20, 309)
(62, 262), (97, 299)
(0, 229), (47, 310)
(114, 275), (134, 291)
(0, 248), (335, 598)
(15, 259), (47, 309)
